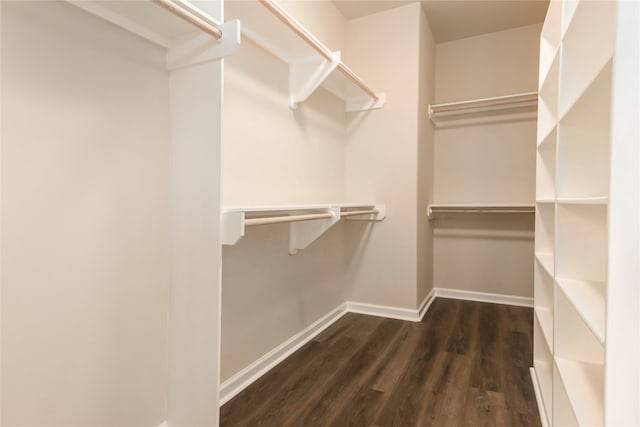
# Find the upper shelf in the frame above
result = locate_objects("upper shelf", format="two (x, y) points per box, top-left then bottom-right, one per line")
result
(225, 0), (385, 112)
(68, 0), (240, 69)
(428, 92), (538, 125)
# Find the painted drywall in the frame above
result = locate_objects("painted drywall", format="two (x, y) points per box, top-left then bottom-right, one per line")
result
(344, 3), (425, 309)
(220, 2), (350, 381)
(1, 2), (170, 425)
(417, 10), (437, 305)
(432, 24), (541, 298)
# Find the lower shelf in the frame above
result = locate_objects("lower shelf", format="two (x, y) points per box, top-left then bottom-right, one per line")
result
(555, 357), (604, 427)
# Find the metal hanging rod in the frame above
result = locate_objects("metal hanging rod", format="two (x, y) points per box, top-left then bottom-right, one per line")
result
(340, 209), (379, 217)
(245, 212), (335, 227)
(258, 0), (379, 101)
(153, 0), (223, 39)
(429, 92), (538, 118)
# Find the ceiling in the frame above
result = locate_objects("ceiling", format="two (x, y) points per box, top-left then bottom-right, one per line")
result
(332, 0), (550, 43)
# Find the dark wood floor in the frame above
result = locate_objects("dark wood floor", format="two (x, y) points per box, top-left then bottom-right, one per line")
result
(221, 298), (541, 427)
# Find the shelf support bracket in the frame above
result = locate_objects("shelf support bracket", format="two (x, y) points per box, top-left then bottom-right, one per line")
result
(345, 93), (386, 113)
(167, 19), (241, 70)
(289, 51), (341, 109)
(288, 208), (340, 255)
(221, 211), (245, 245)
(344, 205), (386, 221)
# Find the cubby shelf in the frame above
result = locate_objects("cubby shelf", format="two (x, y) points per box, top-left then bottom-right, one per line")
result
(555, 357), (604, 427)
(535, 307), (554, 352)
(556, 278), (605, 344)
(534, 315), (554, 426)
(225, 0), (385, 112)
(559, 0), (615, 116)
(535, 252), (554, 277)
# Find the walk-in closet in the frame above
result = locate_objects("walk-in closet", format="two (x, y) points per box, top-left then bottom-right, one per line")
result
(1, 0), (638, 426)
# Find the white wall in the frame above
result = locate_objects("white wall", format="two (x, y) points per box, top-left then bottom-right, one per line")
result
(1, 2), (170, 425)
(220, 2), (350, 381)
(344, 3), (429, 309)
(433, 24), (541, 298)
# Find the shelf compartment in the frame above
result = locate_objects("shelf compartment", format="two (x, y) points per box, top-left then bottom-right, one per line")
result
(539, 0), (562, 82)
(557, 62), (611, 200)
(555, 358), (604, 427)
(555, 288), (604, 363)
(537, 52), (560, 141)
(535, 202), (555, 255)
(556, 278), (605, 344)
(225, 0), (385, 112)
(533, 315), (553, 424)
(535, 307), (554, 355)
(559, 0), (615, 116)
(536, 129), (556, 201)
(535, 252), (554, 278)
(535, 262), (554, 326)
(221, 203), (385, 254)
(553, 364), (580, 427)
(556, 204), (607, 283)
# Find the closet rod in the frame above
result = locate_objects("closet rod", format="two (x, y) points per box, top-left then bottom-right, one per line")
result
(429, 92), (538, 116)
(153, 0), (223, 39)
(340, 209), (379, 217)
(245, 212), (334, 226)
(258, 0), (379, 101)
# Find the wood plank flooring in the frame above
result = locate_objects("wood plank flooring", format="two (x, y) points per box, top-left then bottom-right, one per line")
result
(220, 298), (541, 427)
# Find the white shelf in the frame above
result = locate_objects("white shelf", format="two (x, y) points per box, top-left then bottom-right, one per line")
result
(538, 52), (560, 140)
(535, 252), (555, 277)
(221, 203), (385, 253)
(556, 204), (607, 283)
(428, 92), (537, 123)
(535, 202), (555, 255)
(67, 0), (240, 70)
(555, 357), (604, 427)
(556, 196), (608, 205)
(225, 0), (384, 112)
(539, 0), (562, 82)
(556, 278), (605, 344)
(559, 0), (615, 116)
(534, 316), (553, 424)
(553, 365), (580, 427)
(427, 204), (534, 217)
(536, 130), (556, 201)
(557, 63), (611, 200)
(536, 307), (554, 353)
(555, 288), (604, 363)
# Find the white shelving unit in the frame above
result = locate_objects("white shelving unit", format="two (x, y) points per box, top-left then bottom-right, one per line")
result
(531, 1), (640, 426)
(225, 0), (385, 112)
(222, 203), (385, 254)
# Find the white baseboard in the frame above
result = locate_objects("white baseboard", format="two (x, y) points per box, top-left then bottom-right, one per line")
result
(346, 288), (435, 322)
(219, 303), (348, 405)
(530, 367), (549, 427)
(434, 287), (533, 308)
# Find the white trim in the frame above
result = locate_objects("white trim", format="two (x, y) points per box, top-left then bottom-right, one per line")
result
(417, 289), (436, 320)
(530, 367), (550, 427)
(434, 287), (533, 308)
(345, 301), (419, 322)
(219, 303), (347, 405)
